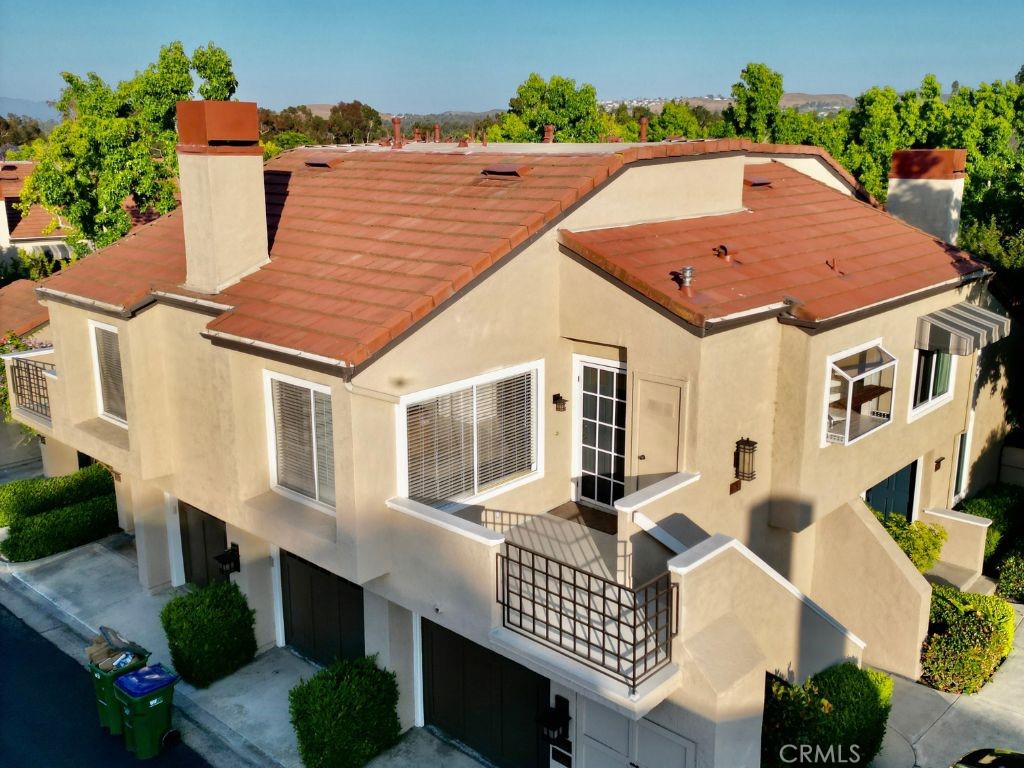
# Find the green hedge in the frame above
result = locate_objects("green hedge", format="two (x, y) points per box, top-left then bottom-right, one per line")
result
(761, 663), (892, 768)
(0, 494), (119, 562)
(996, 547), (1024, 602)
(874, 511), (947, 572)
(160, 580), (256, 688)
(290, 655), (400, 768)
(921, 584), (1016, 694)
(0, 463), (113, 527)
(957, 483), (1024, 564)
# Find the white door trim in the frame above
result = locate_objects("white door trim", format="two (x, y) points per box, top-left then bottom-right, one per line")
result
(412, 612), (425, 727)
(571, 354), (627, 510)
(270, 545), (286, 647)
(164, 494), (186, 588)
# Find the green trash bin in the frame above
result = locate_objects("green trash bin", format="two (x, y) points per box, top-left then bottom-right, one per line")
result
(113, 664), (180, 759)
(88, 653), (150, 735)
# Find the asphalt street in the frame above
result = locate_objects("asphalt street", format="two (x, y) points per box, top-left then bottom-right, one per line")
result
(0, 602), (211, 767)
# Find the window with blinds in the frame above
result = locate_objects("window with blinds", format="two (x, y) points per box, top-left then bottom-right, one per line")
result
(271, 379), (335, 507)
(406, 370), (536, 505)
(93, 326), (127, 422)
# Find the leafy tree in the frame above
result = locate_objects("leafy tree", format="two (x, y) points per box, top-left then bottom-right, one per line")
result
(191, 42), (238, 101)
(648, 100), (702, 142)
(275, 130), (312, 150)
(772, 108), (820, 145)
(0, 114), (45, 156)
(1016, 65), (1024, 86)
(17, 42), (237, 253)
(723, 63), (784, 142)
(327, 101), (383, 144)
(490, 73), (602, 143)
(0, 248), (65, 287)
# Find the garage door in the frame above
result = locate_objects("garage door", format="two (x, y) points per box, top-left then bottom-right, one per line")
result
(422, 620), (549, 768)
(579, 698), (695, 768)
(178, 502), (228, 588)
(281, 550), (364, 667)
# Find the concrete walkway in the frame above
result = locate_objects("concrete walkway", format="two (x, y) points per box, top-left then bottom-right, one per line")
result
(876, 603), (1024, 768)
(0, 533), (485, 768)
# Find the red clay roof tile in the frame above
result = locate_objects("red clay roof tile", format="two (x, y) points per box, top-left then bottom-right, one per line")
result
(0, 279), (48, 337)
(559, 162), (983, 327)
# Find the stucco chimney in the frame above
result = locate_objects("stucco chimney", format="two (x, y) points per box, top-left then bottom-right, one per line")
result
(886, 149), (966, 245)
(175, 101), (268, 294)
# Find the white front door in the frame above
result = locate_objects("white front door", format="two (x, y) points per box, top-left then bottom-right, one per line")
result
(578, 698), (695, 768)
(574, 356), (627, 509)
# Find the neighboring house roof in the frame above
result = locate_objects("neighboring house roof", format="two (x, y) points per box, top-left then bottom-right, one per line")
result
(559, 162), (985, 327)
(0, 279), (49, 336)
(0, 161), (68, 241)
(37, 140), (978, 369)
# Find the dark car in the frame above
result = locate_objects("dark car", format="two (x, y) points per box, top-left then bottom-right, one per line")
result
(954, 750), (1024, 768)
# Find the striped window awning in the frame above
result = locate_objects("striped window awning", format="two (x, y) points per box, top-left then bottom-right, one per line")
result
(915, 302), (1010, 356)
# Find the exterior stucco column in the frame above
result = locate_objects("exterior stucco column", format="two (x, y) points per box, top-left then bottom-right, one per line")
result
(39, 436), (79, 477)
(117, 476), (170, 592)
(226, 523), (277, 651)
(363, 593), (417, 731)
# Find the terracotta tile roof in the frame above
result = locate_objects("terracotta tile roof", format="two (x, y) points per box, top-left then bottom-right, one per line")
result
(0, 279), (49, 336)
(558, 162), (984, 328)
(37, 140), (896, 366)
(0, 162), (68, 241)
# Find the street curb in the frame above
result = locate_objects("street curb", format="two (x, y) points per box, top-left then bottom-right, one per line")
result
(0, 571), (283, 768)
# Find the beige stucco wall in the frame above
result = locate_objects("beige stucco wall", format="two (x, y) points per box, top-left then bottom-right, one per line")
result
(886, 177), (964, 245)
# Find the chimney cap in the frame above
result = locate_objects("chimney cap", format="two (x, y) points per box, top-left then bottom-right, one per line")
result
(889, 149), (967, 180)
(176, 101), (259, 147)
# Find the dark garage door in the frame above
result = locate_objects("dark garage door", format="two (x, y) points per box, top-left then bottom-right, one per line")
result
(281, 551), (364, 666)
(178, 502), (228, 588)
(423, 620), (549, 768)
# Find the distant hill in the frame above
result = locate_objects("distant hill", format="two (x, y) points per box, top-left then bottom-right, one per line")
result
(0, 97), (59, 122)
(678, 92), (854, 114)
(304, 103), (503, 123)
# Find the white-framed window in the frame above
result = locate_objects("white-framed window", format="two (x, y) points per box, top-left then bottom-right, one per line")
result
(264, 371), (335, 512)
(822, 339), (897, 446)
(89, 320), (127, 426)
(397, 361), (543, 507)
(908, 348), (956, 418)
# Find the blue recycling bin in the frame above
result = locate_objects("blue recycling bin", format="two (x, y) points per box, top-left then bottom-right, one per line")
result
(113, 664), (179, 759)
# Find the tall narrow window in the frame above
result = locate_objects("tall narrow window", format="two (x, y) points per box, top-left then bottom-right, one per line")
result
(913, 349), (952, 409)
(406, 370), (537, 505)
(93, 324), (127, 423)
(270, 378), (334, 507)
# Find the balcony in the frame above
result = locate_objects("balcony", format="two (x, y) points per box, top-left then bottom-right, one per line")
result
(497, 539), (676, 693)
(6, 348), (56, 423)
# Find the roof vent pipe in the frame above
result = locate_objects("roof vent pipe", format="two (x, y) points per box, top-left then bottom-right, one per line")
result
(543, 124), (554, 143)
(391, 117), (403, 149)
(639, 117), (649, 143)
(680, 265), (694, 287)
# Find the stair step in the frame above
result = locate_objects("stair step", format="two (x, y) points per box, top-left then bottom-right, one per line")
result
(966, 574), (998, 595)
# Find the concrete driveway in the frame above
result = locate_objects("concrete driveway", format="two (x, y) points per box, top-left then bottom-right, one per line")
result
(877, 603), (1024, 768)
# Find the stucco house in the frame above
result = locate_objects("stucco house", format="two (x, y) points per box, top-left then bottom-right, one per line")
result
(0, 161), (72, 262)
(3, 101), (1011, 768)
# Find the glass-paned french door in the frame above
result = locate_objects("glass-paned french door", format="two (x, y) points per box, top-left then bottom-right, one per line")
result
(578, 360), (627, 508)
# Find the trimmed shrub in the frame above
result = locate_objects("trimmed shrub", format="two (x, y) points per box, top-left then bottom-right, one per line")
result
(996, 549), (1024, 602)
(761, 663), (892, 768)
(957, 483), (1024, 564)
(0, 463), (113, 526)
(0, 494), (119, 562)
(874, 511), (947, 572)
(160, 580), (256, 688)
(290, 655), (400, 768)
(921, 584), (1016, 694)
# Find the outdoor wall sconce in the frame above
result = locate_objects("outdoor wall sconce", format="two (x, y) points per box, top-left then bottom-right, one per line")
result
(214, 543), (240, 576)
(735, 438), (757, 481)
(934, 456), (945, 472)
(538, 695), (571, 743)
(552, 393), (568, 412)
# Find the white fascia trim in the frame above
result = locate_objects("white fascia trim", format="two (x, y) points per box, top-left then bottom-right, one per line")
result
(37, 286), (126, 315)
(922, 507), (993, 528)
(614, 471), (701, 514)
(707, 301), (787, 324)
(669, 535), (867, 650)
(205, 329), (349, 370)
(385, 496), (505, 546)
(1, 347), (55, 361)
(150, 290), (235, 312)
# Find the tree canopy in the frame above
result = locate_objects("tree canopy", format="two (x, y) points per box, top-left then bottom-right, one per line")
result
(17, 41), (237, 254)
(488, 73), (603, 143)
(723, 63), (784, 142)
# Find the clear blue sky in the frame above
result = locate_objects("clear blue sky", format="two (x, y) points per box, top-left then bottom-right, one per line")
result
(1, 0), (1021, 113)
